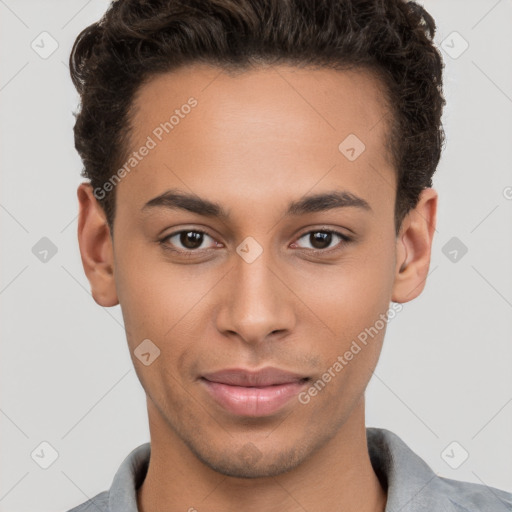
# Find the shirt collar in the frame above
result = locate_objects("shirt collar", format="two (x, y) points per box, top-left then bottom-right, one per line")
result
(366, 427), (454, 512)
(106, 428), (481, 512)
(108, 441), (149, 512)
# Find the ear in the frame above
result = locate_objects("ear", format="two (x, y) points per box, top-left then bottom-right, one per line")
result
(391, 188), (438, 303)
(77, 183), (119, 307)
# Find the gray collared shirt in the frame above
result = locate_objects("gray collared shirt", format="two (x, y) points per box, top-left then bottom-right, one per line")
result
(66, 427), (512, 511)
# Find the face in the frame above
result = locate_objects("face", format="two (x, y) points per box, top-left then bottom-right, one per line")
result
(78, 63), (437, 478)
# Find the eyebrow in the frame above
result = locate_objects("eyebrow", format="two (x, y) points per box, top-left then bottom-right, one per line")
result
(141, 188), (372, 219)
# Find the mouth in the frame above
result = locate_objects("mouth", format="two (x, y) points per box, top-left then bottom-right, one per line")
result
(199, 367), (310, 417)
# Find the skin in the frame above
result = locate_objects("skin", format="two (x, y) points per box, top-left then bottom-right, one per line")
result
(77, 63), (437, 512)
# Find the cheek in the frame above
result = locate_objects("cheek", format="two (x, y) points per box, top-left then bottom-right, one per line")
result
(293, 245), (395, 336)
(291, 240), (396, 389)
(113, 240), (170, 344)
(113, 239), (216, 353)
(295, 255), (394, 413)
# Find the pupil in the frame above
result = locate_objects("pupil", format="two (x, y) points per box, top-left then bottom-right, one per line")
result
(311, 231), (331, 249)
(181, 231), (203, 249)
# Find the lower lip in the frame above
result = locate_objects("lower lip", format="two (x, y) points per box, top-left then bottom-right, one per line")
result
(200, 378), (309, 417)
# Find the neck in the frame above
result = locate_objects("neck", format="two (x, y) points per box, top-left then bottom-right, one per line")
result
(137, 396), (387, 512)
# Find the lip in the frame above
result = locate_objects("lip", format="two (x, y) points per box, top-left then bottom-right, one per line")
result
(200, 367), (310, 417)
(202, 367), (308, 387)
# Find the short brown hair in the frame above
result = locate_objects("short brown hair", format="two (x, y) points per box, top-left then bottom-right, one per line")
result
(70, 0), (446, 235)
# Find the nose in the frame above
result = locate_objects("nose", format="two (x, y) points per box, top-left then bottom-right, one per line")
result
(215, 246), (297, 345)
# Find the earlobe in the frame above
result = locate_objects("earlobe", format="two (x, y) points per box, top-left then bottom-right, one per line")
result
(77, 183), (119, 307)
(391, 188), (438, 304)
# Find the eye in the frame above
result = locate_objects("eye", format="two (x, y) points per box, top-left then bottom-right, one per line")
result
(292, 229), (352, 252)
(160, 229), (221, 253)
(159, 227), (352, 256)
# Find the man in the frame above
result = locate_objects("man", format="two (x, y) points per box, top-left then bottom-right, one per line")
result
(67, 0), (512, 511)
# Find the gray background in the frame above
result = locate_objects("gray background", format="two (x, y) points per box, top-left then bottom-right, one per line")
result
(1, 0), (511, 510)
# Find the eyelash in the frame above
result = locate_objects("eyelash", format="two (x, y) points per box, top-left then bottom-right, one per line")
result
(159, 228), (353, 257)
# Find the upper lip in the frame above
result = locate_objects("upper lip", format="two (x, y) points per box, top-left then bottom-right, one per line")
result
(201, 367), (309, 387)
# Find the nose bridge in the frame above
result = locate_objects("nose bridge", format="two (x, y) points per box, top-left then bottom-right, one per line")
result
(216, 242), (295, 342)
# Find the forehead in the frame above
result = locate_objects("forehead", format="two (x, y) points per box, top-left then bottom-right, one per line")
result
(119, 63), (396, 218)
(131, 63), (392, 144)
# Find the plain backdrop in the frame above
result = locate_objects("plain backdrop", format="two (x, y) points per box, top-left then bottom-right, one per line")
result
(1, 1), (511, 510)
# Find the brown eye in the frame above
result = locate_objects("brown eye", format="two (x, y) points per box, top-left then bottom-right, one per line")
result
(309, 231), (332, 249)
(160, 230), (219, 252)
(180, 231), (204, 249)
(293, 230), (351, 252)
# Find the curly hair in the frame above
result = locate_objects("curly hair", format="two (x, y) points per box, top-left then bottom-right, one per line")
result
(69, 0), (446, 236)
